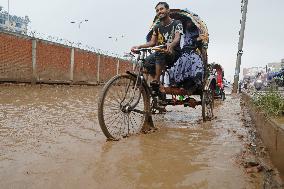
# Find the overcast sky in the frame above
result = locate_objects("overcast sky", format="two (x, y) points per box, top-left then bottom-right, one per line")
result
(0, 0), (283, 80)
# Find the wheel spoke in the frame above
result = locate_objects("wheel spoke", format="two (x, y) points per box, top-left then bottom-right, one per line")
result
(105, 112), (122, 126)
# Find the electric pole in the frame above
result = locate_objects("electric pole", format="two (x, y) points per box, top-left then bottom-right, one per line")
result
(232, 0), (248, 93)
(7, 0), (10, 31)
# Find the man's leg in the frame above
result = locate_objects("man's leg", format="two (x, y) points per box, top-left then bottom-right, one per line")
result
(154, 63), (165, 82)
(144, 53), (157, 81)
(153, 52), (169, 82)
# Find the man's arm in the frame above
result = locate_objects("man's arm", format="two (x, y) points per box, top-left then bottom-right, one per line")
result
(167, 32), (181, 54)
(138, 34), (157, 48)
(131, 33), (157, 51)
(167, 21), (183, 54)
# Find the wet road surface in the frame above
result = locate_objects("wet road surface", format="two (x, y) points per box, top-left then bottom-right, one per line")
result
(0, 85), (278, 188)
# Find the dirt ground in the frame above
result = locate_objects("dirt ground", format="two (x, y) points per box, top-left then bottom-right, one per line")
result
(0, 84), (283, 189)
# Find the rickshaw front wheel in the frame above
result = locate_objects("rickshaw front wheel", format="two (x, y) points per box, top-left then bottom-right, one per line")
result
(98, 74), (151, 140)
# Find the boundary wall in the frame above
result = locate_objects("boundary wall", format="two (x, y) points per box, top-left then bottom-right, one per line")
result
(0, 31), (133, 84)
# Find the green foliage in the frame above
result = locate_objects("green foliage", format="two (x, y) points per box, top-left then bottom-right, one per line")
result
(253, 90), (284, 117)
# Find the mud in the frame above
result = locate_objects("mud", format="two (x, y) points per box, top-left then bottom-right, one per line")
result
(241, 93), (284, 181)
(275, 117), (284, 126)
(0, 84), (283, 189)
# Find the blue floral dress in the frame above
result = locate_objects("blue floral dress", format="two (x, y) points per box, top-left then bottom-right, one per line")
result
(168, 29), (204, 87)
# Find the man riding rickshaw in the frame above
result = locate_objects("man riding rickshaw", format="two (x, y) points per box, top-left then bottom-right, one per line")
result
(131, 2), (210, 96)
(97, 2), (216, 140)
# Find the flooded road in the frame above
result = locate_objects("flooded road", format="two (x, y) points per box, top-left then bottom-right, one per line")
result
(0, 85), (281, 188)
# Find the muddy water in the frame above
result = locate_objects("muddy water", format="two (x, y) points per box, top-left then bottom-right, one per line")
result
(0, 85), (266, 188)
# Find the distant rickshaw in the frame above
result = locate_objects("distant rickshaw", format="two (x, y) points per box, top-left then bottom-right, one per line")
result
(211, 63), (225, 100)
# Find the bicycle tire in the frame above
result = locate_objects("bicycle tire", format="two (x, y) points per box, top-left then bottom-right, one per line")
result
(98, 74), (150, 140)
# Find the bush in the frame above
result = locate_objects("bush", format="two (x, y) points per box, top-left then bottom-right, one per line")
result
(253, 90), (284, 117)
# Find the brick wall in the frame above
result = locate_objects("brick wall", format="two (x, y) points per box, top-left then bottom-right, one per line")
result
(99, 55), (118, 82)
(0, 32), (32, 82)
(0, 31), (133, 84)
(118, 59), (133, 74)
(36, 41), (71, 82)
(74, 49), (98, 83)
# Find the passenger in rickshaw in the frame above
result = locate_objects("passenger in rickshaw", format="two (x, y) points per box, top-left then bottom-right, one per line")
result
(131, 2), (183, 86)
(167, 18), (205, 93)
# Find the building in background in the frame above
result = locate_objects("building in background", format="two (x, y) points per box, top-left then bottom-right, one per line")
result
(242, 58), (284, 80)
(267, 58), (284, 72)
(242, 66), (265, 79)
(0, 5), (30, 34)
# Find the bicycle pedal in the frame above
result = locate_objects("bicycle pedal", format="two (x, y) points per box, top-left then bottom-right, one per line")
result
(151, 91), (158, 96)
(157, 100), (167, 106)
(150, 81), (160, 88)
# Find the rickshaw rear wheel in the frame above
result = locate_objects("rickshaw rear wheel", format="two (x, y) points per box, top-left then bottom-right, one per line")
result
(202, 84), (214, 121)
(221, 91), (226, 101)
(98, 74), (150, 140)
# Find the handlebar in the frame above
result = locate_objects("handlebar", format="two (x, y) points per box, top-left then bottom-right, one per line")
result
(132, 45), (167, 54)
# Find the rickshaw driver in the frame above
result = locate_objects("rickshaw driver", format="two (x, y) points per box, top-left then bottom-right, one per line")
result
(131, 2), (183, 87)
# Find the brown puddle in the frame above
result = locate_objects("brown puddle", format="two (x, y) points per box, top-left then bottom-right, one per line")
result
(0, 85), (279, 188)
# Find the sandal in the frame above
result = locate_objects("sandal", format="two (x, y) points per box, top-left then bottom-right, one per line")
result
(150, 80), (160, 86)
(150, 80), (160, 84)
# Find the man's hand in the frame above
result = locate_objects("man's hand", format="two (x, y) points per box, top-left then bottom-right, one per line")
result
(131, 46), (139, 52)
(166, 43), (174, 54)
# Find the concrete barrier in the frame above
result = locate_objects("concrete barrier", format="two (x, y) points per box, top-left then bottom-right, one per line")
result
(242, 93), (284, 179)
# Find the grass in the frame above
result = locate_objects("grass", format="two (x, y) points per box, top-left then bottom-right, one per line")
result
(253, 90), (284, 117)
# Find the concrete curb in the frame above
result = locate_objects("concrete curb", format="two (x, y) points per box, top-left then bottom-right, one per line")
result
(242, 93), (284, 179)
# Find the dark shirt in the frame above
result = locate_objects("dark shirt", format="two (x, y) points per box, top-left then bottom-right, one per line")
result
(152, 19), (183, 51)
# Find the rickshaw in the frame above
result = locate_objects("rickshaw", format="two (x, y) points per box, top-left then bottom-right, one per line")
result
(97, 9), (216, 140)
(211, 63), (225, 100)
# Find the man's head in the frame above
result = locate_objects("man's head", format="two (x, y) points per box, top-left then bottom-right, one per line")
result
(155, 2), (170, 20)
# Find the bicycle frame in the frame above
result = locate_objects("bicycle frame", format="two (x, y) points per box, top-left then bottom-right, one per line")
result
(123, 48), (152, 112)
(119, 45), (165, 111)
